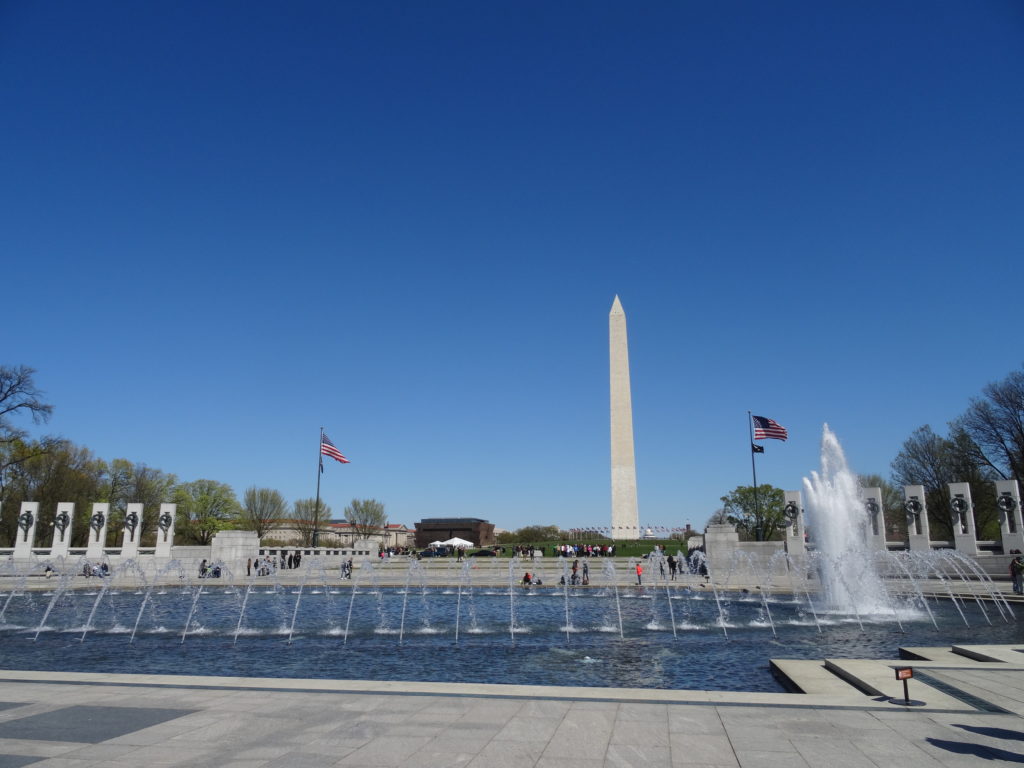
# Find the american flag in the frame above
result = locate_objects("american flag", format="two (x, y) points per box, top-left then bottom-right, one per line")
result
(321, 433), (350, 464)
(752, 415), (788, 441)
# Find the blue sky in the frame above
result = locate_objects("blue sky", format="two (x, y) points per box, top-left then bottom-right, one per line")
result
(3, 1), (1022, 532)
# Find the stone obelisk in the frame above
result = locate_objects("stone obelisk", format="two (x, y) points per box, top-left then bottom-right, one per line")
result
(609, 295), (640, 539)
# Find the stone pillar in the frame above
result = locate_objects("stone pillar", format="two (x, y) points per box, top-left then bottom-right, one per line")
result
(703, 523), (740, 574)
(155, 503), (176, 557)
(12, 502), (39, 559)
(862, 487), (887, 551)
(609, 295), (640, 540)
(50, 502), (75, 558)
(948, 482), (978, 555)
(996, 479), (1024, 554)
(783, 490), (805, 554)
(121, 502), (143, 558)
(86, 503), (109, 558)
(904, 485), (931, 551)
(210, 530), (260, 576)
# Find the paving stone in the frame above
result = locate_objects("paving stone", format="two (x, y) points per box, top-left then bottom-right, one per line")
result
(466, 747), (545, 768)
(0, 706), (194, 744)
(336, 735), (432, 766)
(618, 702), (669, 721)
(605, 743), (672, 767)
(667, 708), (726, 735)
(517, 700), (571, 719)
(112, 744), (215, 765)
(7, 660), (1024, 768)
(791, 738), (878, 768)
(55, 743), (138, 760)
(734, 749), (810, 768)
(397, 748), (477, 767)
(669, 733), (738, 766)
(0, 740), (80, 758)
(0, 757), (49, 768)
(610, 719), (670, 747)
(494, 715), (561, 742)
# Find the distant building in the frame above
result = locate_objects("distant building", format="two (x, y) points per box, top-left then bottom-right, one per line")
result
(414, 518), (495, 548)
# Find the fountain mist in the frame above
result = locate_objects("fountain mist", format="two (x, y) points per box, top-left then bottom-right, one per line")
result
(803, 424), (888, 614)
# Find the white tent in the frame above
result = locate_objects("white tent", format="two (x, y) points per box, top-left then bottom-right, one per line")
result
(441, 537), (474, 548)
(428, 540), (446, 547)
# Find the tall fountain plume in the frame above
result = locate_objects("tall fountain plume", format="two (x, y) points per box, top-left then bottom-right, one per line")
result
(802, 424), (889, 614)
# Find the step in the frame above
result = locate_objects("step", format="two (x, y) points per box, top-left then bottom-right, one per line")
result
(770, 659), (858, 695)
(823, 659), (968, 708)
(899, 647), (974, 663)
(952, 645), (1024, 663)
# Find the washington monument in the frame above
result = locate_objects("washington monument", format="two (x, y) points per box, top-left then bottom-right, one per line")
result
(609, 295), (640, 539)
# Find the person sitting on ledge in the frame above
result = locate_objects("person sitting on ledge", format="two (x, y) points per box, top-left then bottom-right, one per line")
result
(522, 572), (532, 588)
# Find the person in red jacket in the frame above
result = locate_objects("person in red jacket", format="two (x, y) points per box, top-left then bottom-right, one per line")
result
(635, 562), (643, 585)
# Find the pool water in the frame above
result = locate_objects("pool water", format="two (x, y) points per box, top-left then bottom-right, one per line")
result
(0, 585), (1018, 692)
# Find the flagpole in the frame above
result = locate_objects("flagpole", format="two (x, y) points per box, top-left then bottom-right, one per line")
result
(314, 426), (323, 548)
(747, 411), (761, 540)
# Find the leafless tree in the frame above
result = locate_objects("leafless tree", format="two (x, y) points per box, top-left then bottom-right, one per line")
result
(0, 366), (59, 504)
(242, 487), (287, 539)
(891, 425), (999, 539)
(957, 367), (1024, 482)
(344, 498), (386, 541)
(291, 498), (332, 546)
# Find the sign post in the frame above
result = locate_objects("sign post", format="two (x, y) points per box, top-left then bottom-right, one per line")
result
(890, 667), (924, 706)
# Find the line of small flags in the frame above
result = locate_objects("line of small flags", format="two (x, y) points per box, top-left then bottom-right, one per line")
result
(567, 526), (688, 534)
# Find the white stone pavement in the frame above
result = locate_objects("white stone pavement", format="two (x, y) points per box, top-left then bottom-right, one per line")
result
(1, 650), (1024, 768)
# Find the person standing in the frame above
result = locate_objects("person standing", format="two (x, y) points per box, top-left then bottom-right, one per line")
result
(246, 557), (252, 577)
(1012, 556), (1024, 595)
(635, 562), (643, 586)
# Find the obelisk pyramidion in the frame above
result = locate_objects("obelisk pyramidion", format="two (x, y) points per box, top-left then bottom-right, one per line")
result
(609, 295), (640, 539)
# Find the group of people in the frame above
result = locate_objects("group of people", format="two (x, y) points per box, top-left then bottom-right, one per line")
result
(553, 544), (616, 558)
(340, 558), (354, 579)
(1010, 555), (1024, 594)
(245, 551), (303, 577)
(197, 559), (222, 579)
(566, 559), (590, 585)
(520, 571), (543, 587)
(81, 561), (109, 578)
(378, 546), (413, 558)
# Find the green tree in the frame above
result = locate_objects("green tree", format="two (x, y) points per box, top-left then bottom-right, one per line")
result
(291, 498), (333, 546)
(720, 484), (786, 541)
(173, 479), (239, 545)
(241, 487), (287, 539)
(0, 439), (106, 547)
(495, 524), (561, 544)
(101, 459), (177, 546)
(344, 498), (386, 541)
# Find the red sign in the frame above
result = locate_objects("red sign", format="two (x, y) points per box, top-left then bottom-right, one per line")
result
(895, 667), (913, 680)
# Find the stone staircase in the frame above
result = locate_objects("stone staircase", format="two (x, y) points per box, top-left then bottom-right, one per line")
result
(771, 644), (1024, 711)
